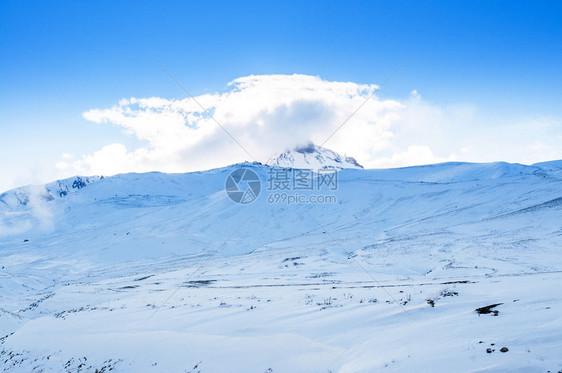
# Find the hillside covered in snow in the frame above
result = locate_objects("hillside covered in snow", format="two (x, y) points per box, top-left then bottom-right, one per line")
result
(0, 160), (561, 372)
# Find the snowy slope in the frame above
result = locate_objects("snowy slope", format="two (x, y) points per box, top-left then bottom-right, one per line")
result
(0, 176), (102, 209)
(0, 160), (561, 372)
(267, 143), (364, 169)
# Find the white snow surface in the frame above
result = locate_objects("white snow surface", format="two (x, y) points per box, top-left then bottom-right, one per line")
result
(0, 160), (561, 372)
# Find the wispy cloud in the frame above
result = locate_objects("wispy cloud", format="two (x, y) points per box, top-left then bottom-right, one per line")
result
(0, 185), (54, 236)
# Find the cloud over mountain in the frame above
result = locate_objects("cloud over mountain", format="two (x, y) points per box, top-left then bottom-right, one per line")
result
(61, 74), (560, 177)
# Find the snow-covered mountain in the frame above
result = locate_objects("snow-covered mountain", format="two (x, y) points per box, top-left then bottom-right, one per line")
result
(267, 143), (363, 169)
(0, 175), (102, 209)
(1, 160), (561, 372)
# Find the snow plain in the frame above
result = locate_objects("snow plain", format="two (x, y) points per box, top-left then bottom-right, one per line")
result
(1, 161), (561, 372)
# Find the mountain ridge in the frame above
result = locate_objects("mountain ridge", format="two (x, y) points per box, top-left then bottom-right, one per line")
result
(1, 154), (562, 371)
(3, 157), (562, 210)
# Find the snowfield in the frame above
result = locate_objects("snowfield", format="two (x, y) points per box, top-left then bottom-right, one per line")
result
(1, 160), (561, 372)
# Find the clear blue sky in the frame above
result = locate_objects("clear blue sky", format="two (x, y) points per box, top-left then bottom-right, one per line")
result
(1, 1), (562, 191)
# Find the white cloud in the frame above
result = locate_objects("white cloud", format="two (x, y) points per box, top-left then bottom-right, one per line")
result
(55, 161), (69, 170)
(369, 145), (456, 169)
(75, 74), (402, 174)
(58, 73), (562, 178)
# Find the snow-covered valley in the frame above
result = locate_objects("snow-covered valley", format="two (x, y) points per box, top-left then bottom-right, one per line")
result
(1, 160), (561, 372)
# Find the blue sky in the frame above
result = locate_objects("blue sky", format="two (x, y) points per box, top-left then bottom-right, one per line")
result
(1, 1), (562, 191)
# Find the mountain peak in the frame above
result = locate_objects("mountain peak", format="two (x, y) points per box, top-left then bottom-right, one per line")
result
(267, 143), (363, 169)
